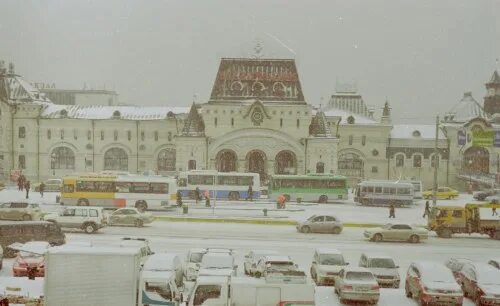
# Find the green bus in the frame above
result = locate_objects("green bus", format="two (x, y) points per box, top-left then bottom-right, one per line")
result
(268, 174), (348, 203)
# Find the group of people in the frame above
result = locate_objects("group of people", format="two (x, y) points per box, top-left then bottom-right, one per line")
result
(17, 175), (38, 199)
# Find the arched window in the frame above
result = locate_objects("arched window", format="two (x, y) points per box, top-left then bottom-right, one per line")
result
(114, 130), (118, 141)
(361, 135), (366, 146)
(316, 162), (325, 174)
(188, 160), (196, 170)
(104, 148), (128, 171)
(275, 151), (297, 174)
(413, 154), (422, 168)
(52, 147), (75, 169)
(47, 129), (51, 140)
(348, 135), (353, 145)
(18, 127), (26, 138)
(395, 154), (404, 167)
(157, 148), (176, 171)
(154, 131), (159, 141)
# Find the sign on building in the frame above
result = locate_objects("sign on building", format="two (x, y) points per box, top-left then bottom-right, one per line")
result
(472, 130), (494, 147)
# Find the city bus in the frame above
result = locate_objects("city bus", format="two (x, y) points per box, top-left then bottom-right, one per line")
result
(268, 174), (348, 203)
(61, 174), (177, 211)
(177, 170), (260, 200)
(370, 179), (423, 199)
(354, 180), (414, 207)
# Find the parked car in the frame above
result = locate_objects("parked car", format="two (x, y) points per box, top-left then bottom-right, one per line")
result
(12, 241), (50, 277)
(0, 202), (42, 221)
(198, 253), (237, 277)
(445, 258), (473, 280)
(34, 179), (62, 192)
(108, 208), (154, 227)
(243, 249), (278, 276)
(334, 267), (380, 304)
(459, 262), (500, 305)
(42, 206), (107, 234)
(359, 253), (400, 288)
(184, 248), (208, 281)
(254, 255), (298, 278)
(488, 258), (500, 270)
(310, 248), (348, 286)
(364, 223), (428, 243)
(142, 253), (184, 287)
(423, 187), (459, 200)
(473, 189), (500, 201)
(296, 215), (343, 234)
(405, 261), (463, 306)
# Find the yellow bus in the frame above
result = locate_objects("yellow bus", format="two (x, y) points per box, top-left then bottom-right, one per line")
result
(61, 174), (177, 211)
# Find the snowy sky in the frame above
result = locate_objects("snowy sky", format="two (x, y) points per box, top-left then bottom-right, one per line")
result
(1, 0), (499, 123)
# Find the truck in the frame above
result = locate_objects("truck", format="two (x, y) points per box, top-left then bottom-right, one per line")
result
(186, 273), (315, 306)
(44, 245), (142, 306)
(428, 202), (500, 239)
(139, 270), (182, 306)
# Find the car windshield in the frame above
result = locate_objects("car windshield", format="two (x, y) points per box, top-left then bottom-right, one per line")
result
(345, 272), (375, 281)
(369, 258), (396, 268)
(319, 254), (344, 265)
(190, 252), (205, 263)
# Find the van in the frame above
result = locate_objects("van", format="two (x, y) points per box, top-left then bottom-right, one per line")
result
(0, 221), (65, 257)
(139, 269), (182, 306)
(143, 253), (184, 288)
(42, 206), (107, 234)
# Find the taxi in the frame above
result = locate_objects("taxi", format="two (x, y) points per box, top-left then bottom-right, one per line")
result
(422, 187), (458, 200)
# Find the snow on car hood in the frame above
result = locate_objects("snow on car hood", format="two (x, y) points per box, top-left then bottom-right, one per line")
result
(317, 265), (344, 274)
(368, 268), (399, 278)
(479, 283), (500, 296)
(198, 268), (234, 277)
(424, 281), (461, 291)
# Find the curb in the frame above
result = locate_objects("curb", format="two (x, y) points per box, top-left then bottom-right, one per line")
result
(153, 216), (387, 228)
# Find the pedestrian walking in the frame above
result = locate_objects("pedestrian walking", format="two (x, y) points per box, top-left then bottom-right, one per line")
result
(277, 194), (286, 209)
(39, 182), (45, 198)
(25, 180), (31, 199)
(194, 187), (200, 204)
(17, 176), (23, 191)
(389, 203), (396, 218)
(204, 190), (210, 207)
(422, 200), (431, 218)
(246, 185), (253, 201)
(176, 190), (183, 207)
(493, 207), (498, 216)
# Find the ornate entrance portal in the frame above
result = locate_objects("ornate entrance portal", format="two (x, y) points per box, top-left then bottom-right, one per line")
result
(216, 150), (237, 172)
(246, 150), (267, 182)
(463, 146), (489, 174)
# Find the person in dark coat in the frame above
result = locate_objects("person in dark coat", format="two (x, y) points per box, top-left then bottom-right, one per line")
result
(493, 207), (498, 216)
(389, 203), (396, 218)
(422, 200), (431, 218)
(25, 180), (31, 199)
(17, 176), (23, 191)
(246, 185), (253, 201)
(204, 190), (211, 207)
(176, 190), (183, 207)
(194, 187), (200, 204)
(39, 182), (46, 198)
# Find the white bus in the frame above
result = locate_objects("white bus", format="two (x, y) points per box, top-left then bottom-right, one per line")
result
(354, 180), (415, 207)
(177, 170), (260, 201)
(61, 174), (177, 211)
(370, 179), (423, 199)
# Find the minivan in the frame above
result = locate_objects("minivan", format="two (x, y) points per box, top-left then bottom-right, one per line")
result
(0, 221), (65, 257)
(0, 202), (42, 221)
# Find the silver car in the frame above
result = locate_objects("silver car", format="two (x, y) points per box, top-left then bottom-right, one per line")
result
(296, 215), (343, 234)
(364, 223), (428, 243)
(459, 262), (500, 305)
(310, 248), (348, 286)
(243, 249), (278, 276)
(359, 253), (400, 288)
(334, 267), (380, 304)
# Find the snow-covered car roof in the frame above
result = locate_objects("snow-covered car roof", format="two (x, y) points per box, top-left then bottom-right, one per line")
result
(141, 270), (174, 281)
(413, 261), (456, 282)
(361, 252), (394, 260)
(189, 248), (208, 253)
(341, 266), (371, 273)
(247, 249), (278, 256)
(143, 253), (179, 271)
(262, 255), (293, 263)
(201, 253), (234, 267)
(465, 262), (500, 284)
(315, 248), (342, 255)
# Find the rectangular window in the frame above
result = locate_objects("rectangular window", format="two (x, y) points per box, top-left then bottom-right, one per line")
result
(231, 118), (234, 127)
(73, 129), (78, 140)
(150, 183), (168, 194)
(47, 129), (51, 140)
(141, 131), (145, 141)
(18, 127), (26, 138)
(280, 118), (283, 127)
(89, 209), (98, 217)
(63, 184), (75, 193)
(154, 131), (159, 141)
(349, 135), (353, 145)
(100, 130), (104, 141)
(114, 130), (118, 141)
(127, 130), (132, 141)
(87, 130), (92, 140)
(296, 119), (300, 128)
(214, 118), (218, 127)
(74, 209), (88, 217)
(371, 166), (378, 173)
(362, 135), (366, 146)
(18, 155), (26, 169)
(60, 129), (64, 140)
(85, 159), (93, 167)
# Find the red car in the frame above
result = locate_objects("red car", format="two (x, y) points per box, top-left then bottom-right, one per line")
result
(12, 241), (50, 277)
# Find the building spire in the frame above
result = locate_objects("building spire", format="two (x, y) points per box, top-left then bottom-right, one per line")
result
(181, 103), (205, 137)
(381, 99), (392, 124)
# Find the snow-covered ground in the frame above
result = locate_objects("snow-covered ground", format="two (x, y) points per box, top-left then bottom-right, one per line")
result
(1, 188), (496, 305)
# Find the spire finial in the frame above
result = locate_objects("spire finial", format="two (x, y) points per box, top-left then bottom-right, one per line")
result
(8, 62), (14, 74)
(253, 40), (264, 59)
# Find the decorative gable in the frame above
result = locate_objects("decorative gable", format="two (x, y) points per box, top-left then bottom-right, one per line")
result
(242, 100), (272, 126)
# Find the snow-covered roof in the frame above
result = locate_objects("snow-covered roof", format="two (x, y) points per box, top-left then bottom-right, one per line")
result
(446, 92), (485, 123)
(263, 255), (293, 262)
(323, 108), (377, 124)
(361, 252), (393, 259)
(143, 253), (179, 271)
(315, 248), (342, 255)
(391, 124), (446, 140)
(48, 245), (140, 255)
(413, 261), (455, 282)
(0, 73), (51, 104)
(40, 104), (189, 120)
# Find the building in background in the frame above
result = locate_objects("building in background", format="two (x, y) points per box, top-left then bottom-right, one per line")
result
(38, 87), (120, 106)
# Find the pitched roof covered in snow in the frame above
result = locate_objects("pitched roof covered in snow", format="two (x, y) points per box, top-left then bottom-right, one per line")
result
(40, 104), (188, 120)
(445, 92), (485, 123)
(323, 108), (378, 125)
(0, 69), (51, 104)
(181, 103), (205, 136)
(309, 111), (332, 137)
(487, 70), (500, 85)
(390, 124), (446, 140)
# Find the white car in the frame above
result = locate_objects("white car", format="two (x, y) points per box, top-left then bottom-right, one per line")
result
(254, 255), (297, 278)
(405, 261), (463, 306)
(243, 250), (278, 276)
(359, 253), (400, 288)
(310, 248), (348, 286)
(459, 262), (500, 305)
(363, 223), (429, 243)
(43, 206), (107, 234)
(184, 248), (208, 281)
(198, 253), (237, 277)
(334, 267), (380, 304)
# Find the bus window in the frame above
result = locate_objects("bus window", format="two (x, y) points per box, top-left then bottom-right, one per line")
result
(237, 176), (253, 186)
(76, 181), (96, 192)
(131, 182), (150, 193)
(218, 176), (237, 186)
(367, 186), (374, 193)
(116, 182), (131, 193)
(151, 183), (168, 194)
(374, 187), (382, 194)
(63, 184), (74, 193)
(438, 210), (448, 218)
(282, 180), (294, 188)
(397, 188), (411, 195)
(452, 210), (463, 218)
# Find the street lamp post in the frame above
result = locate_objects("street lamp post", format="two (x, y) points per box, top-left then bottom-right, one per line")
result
(51, 153), (56, 176)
